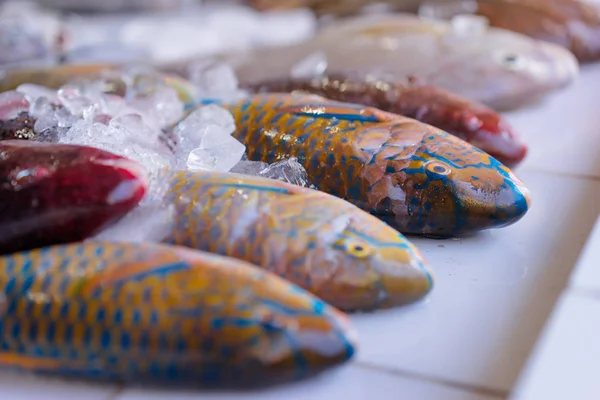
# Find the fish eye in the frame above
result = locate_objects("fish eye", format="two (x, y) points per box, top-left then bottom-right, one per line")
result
(425, 161), (451, 176)
(345, 240), (373, 259)
(501, 53), (526, 69)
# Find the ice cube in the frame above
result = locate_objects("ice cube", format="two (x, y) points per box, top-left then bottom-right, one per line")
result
(120, 143), (172, 177)
(28, 96), (53, 118)
(33, 110), (58, 135)
(129, 86), (184, 128)
(173, 104), (237, 168)
(57, 86), (95, 117)
(176, 104), (236, 137)
(59, 116), (173, 182)
(230, 159), (269, 176)
(109, 113), (161, 147)
(291, 51), (328, 79)
(124, 66), (166, 98)
(93, 203), (176, 244)
(60, 119), (107, 145)
(259, 157), (310, 187)
(189, 61), (247, 101)
(16, 83), (58, 104)
(187, 132), (246, 172)
(55, 107), (78, 128)
(0, 90), (29, 120)
(99, 94), (129, 116)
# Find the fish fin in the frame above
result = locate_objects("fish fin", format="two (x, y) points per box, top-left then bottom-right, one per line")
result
(278, 103), (396, 123)
(77, 258), (190, 296)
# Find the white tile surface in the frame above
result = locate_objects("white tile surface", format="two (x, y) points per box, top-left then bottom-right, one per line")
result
(0, 372), (118, 400)
(2, 25), (600, 400)
(510, 292), (600, 400)
(352, 171), (600, 392)
(504, 63), (600, 179)
(116, 365), (497, 400)
(570, 216), (600, 292)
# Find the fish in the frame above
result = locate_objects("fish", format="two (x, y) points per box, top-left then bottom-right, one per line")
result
(0, 64), (119, 93)
(245, 0), (424, 15)
(211, 13), (579, 110)
(160, 170), (433, 312)
(0, 64), (197, 105)
(202, 93), (531, 237)
(0, 140), (148, 254)
(0, 241), (356, 386)
(419, 0), (600, 63)
(243, 73), (528, 167)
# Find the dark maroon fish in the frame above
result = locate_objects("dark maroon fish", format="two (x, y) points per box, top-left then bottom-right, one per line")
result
(0, 140), (148, 254)
(243, 74), (528, 167)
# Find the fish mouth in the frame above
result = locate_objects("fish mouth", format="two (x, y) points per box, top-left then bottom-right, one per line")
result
(454, 170), (531, 232)
(537, 42), (580, 89)
(376, 254), (434, 308)
(253, 302), (357, 379)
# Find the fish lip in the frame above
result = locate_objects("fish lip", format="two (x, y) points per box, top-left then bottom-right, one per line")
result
(371, 247), (435, 309)
(548, 45), (580, 89)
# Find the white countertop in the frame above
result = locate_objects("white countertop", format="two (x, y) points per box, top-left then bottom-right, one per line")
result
(2, 64), (600, 400)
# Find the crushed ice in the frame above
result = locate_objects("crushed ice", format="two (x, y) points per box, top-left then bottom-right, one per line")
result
(3, 63), (314, 244)
(8, 63), (312, 189)
(231, 156), (313, 188)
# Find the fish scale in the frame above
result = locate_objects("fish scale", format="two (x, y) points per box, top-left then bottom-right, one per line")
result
(0, 241), (357, 385)
(163, 170), (433, 311)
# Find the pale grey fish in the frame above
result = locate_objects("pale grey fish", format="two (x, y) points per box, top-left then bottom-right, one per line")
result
(200, 13), (579, 111)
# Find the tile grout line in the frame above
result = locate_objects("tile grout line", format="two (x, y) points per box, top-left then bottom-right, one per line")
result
(567, 285), (600, 301)
(517, 166), (600, 182)
(355, 361), (508, 399)
(110, 384), (126, 400)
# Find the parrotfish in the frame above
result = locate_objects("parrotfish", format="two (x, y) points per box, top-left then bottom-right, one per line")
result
(0, 64), (119, 94)
(0, 140), (147, 254)
(161, 170), (433, 312)
(204, 93), (531, 237)
(0, 64), (197, 107)
(420, 0), (600, 63)
(213, 13), (579, 110)
(243, 73), (528, 167)
(0, 241), (356, 386)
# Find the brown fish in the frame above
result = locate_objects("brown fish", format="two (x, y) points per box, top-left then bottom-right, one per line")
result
(0, 64), (120, 93)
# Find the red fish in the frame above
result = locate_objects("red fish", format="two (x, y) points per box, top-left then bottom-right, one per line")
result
(244, 74), (528, 167)
(0, 140), (148, 254)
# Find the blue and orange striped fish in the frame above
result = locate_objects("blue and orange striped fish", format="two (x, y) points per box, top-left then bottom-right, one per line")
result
(191, 93), (531, 237)
(161, 170), (434, 312)
(0, 241), (357, 386)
